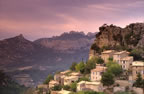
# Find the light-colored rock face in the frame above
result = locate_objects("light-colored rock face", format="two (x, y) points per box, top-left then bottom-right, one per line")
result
(92, 23), (144, 50)
(90, 23), (144, 59)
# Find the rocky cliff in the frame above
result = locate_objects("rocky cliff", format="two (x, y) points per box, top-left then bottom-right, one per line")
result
(91, 23), (144, 60)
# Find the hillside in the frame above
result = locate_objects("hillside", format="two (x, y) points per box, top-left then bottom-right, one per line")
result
(91, 23), (144, 60)
(0, 31), (96, 86)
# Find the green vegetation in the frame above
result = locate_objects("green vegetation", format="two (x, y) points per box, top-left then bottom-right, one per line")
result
(133, 73), (144, 88)
(106, 61), (123, 77)
(43, 74), (54, 84)
(70, 62), (77, 71)
(0, 70), (27, 94)
(70, 57), (104, 74)
(101, 71), (115, 87)
(51, 84), (62, 91)
(70, 82), (77, 92)
(75, 62), (85, 74)
(130, 48), (143, 60)
(78, 76), (90, 82)
(71, 91), (105, 94)
(84, 58), (96, 74)
(91, 43), (101, 53)
(63, 85), (71, 90)
(108, 57), (113, 61)
(96, 57), (104, 64)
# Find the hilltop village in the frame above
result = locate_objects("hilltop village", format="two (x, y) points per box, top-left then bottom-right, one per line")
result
(35, 50), (144, 94)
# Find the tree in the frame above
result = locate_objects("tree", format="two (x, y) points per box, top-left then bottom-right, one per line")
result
(108, 64), (123, 77)
(96, 57), (104, 64)
(130, 49), (143, 60)
(75, 62), (85, 74)
(0, 70), (10, 87)
(84, 59), (96, 74)
(43, 74), (53, 84)
(101, 72), (115, 87)
(78, 76), (90, 82)
(133, 73), (143, 87)
(106, 61), (123, 77)
(91, 43), (100, 52)
(51, 85), (62, 91)
(70, 82), (77, 92)
(106, 60), (116, 67)
(108, 57), (113, 61)
(70, 62), (77, 71)
(0, 70), (27, 94)
(63, 85), (70, 90)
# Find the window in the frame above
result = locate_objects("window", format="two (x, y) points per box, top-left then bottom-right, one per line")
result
(123, 61), (126, 64)
(123, 65), (125, 69)
(141, 70), (144, 74)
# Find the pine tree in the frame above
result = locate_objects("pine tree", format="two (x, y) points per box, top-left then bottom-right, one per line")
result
(133, 73), (143, 87)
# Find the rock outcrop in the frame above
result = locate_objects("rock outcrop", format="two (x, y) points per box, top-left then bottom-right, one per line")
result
(90, 23), (144, 59)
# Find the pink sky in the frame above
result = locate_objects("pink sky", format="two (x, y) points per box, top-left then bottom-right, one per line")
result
(0, 0), (144, 40)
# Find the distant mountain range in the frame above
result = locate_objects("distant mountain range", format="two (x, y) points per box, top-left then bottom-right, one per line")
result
(0, 31), (96, 86)
(34, 31), (96, 53)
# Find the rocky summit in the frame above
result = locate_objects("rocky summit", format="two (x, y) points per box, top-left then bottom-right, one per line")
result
(91, 23), (144, 60)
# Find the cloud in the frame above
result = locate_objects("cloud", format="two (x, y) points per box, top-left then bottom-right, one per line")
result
(0, 0), (144, 40)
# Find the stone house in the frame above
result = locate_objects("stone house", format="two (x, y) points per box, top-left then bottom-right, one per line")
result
(54, 70), (70, 85)
(49, 80), (59, 89)
(58, 89), (71, 94)
(37, 84), (49, 89)
(37, 84), (49, 94)
(113, 51), (133, 70)
(119, 56), (133, 70)
(101, 50), (115, 63)
(113, 51), (129, 63)
(132, 61), (144, 80)
(77, 81), (103, 92)
(64, 76), (79, 85)
(91, 65), (107, 82)
(70, 72), (82, 77)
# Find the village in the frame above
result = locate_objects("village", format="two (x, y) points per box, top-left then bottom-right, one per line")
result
(35, 50), (144, 94)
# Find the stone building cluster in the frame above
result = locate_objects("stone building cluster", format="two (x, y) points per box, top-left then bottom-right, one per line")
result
(36, 50), (144, 94)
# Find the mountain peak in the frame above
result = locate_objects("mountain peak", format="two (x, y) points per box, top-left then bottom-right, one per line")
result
(15, 34), (25, 39)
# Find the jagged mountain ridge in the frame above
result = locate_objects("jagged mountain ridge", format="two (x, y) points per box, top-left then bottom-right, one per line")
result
(34, 31), (96, 52)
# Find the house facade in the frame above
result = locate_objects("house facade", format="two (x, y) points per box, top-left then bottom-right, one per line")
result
(101, 50), (133, 70)
(49, 80), (59, 89)
(132, 61), (144, 80)
(101, 50), (115, 63)
(77, 81), (103, 92)
(119, 56), (133, 70)
(113, 51), (129, 64)
(91, 66), (107, 82)
(64, 76), (79, 85)
(54, 70), (70, 85)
